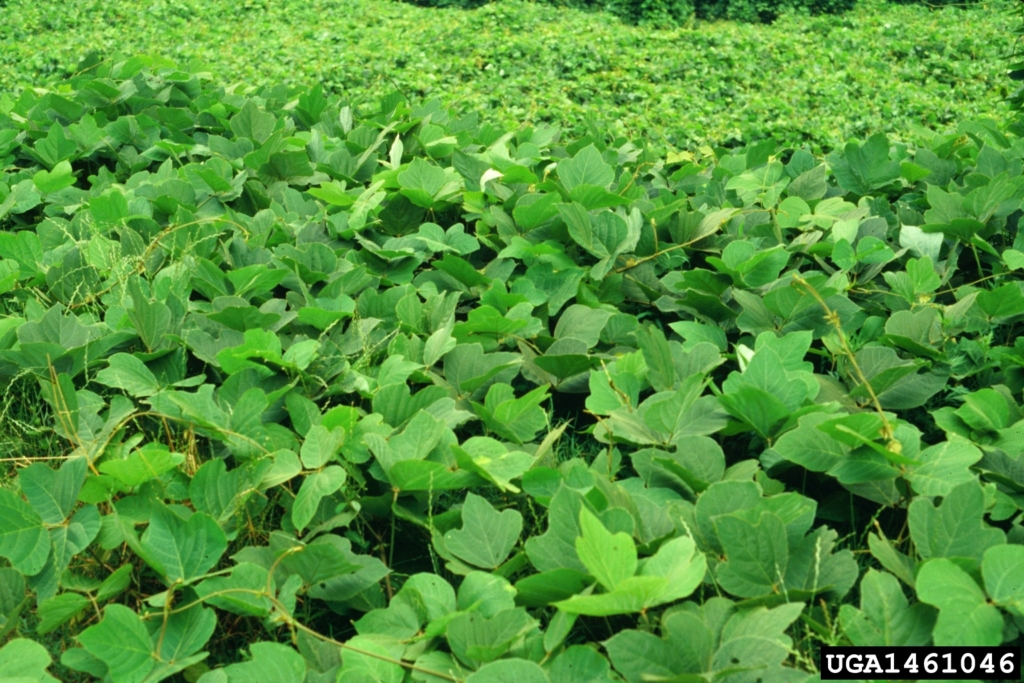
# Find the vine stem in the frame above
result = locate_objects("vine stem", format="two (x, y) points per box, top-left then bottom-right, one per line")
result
(68, 215), (249, 310)
(790, 275), (901, 452)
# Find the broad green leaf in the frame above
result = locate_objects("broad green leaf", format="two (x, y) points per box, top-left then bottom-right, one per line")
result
(916, 558), (1003, 646)
(982, 544), (1024, 617)
(515, 568), (591, 607)
(95, 353), (162, 397)
(77, 604), (155, 683)
(547, 646), (610, 683)
(603, 630), (678, 683)
(399, 158), (447, 208)
(37, 592), (90, 635)
(292, 466), (347, 533)
(148, 604), (216, 681)
(575, 507), (636, 591)
(18, 456), (87, 524)
(33, 159), (75, 194)
(452, 438), (533, 493)
(0, 638), (58, 683)
(196, 562), (272, 617)
(641, 536), (706, 603)
(829, 133), (901, 195)
(558, 145), (614, 191)
(277, 534), (362, 585)
(443, 344), (519, 398)
(337, 635), (405, 683)
(188, 459), (248, 526)
(299, 424), (345, 469)
(96, 564), (133, 602)
(230, 101), (277, 144)
(714, 511), (788, 598)
(443, 493), (523, 570)
(0, 567), (25, 639)
(0, 489), (50, 576)
(524, 489), (589, 573)
(140, 504), (228, 583)
(906, 438), (982, 497)
(99, 444), (184, 488)
(838, 569), (935, 646)
(908, 480), (1005, 570)
(465, 658), (550, 683)
(956, 388), (1010, 433)
(446, 607), (537, 665)
(201, 642), (306, 683)
(773, 413), (846, 472)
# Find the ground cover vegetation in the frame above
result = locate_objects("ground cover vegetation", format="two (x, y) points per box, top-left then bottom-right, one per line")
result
(0, 44), (1023, 681)
(0, 0), (1009, 153)
(411, 0), (861, 26)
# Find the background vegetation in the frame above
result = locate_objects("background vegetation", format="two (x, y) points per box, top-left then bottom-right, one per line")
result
(0, 0), (1010, 152)
(0, 0), (1022, 682)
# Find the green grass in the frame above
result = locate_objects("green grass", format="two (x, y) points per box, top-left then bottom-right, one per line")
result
(0, 0), (1012, 152)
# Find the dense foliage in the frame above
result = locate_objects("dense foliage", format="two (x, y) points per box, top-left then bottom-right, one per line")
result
(411, 0), (977, 24)
(0, 53), (1023, 682)
(411, 0), (857, 26)
(0, 0), (1008, 152)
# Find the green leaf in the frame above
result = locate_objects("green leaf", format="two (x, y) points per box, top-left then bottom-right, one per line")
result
(37, 592), (90, 635)
(773, 413), (846, 472)
(447, 607), (538, 665)
(299, 425), (345, 469)
(96, 564), (133, 602)
(906, 438), (982, 497)
(603, 629), (678, 683)
(337, 636), (405, 682)
(277, 535), (362, 585)
(203, 642), (306, 683)
(908, 480), (1005, 570)
(452, 438), (533, 494)
(515, 568), (591, 607)
(575, 507), (636, 591)
(477, 383), (549, 444)
(149, 604), (216, 681)
(95, 353), (162, 397)
(140, 504), (228, 583)
(195, 562), (272, 617)
(956, 388), (1010, 433)
(33, 159), (75, 194)
(829, 133), (901, 194)
(77, 604), (155, 683)
(18, 456), (87, 524)
(99, 444), (184, 488)
(0, 567), (26, 639)
(230, 101), (277, 144)
(0, 489), (50, 576)
(982, 544), (1024, 617)
(0, 638), (58, 683)
(399, 158), (447, 208)
(558, 145), (614, 191)
(714, 511), (788, 598)
(292, 466), (346, 533)
(641, 536), (706, 603)
(916, 558), (1003, 646)
(443, 344), (519, 398)
(465, 658), (550, 683)
(443, 493), (523, 570)
(554, 575), (667, 617)
(525, 487), (590, 573)
(838, 569), (935, 646)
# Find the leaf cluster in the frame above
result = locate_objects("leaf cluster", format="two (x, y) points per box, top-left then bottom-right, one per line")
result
(0, 56), (1021, 682)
